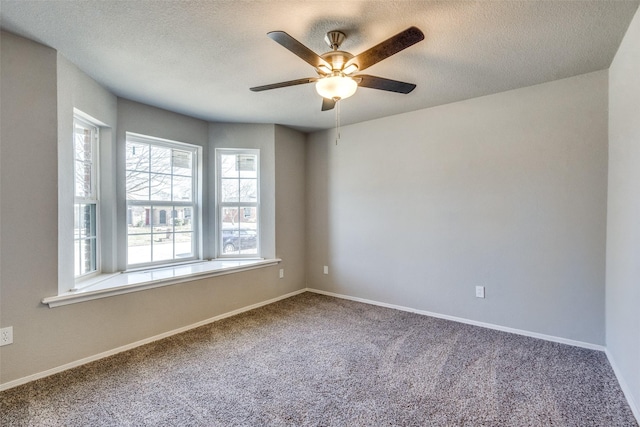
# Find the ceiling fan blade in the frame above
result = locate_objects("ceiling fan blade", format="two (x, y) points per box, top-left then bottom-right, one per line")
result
(321, 98), (336, 111)
(356, 75), (416, 94)
(250, 77), (318, 92)
(346, 27), (424, 72)
(267, 31), (331, 70)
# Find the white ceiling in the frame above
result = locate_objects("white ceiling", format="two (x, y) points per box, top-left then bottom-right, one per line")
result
(1, 1), (638, 132)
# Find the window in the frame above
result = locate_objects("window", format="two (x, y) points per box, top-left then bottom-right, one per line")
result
(126, 134), (199, 267)
(73, 116), (99, 278)
(56, 108), (280, 303)
(217, 149), (260, 257)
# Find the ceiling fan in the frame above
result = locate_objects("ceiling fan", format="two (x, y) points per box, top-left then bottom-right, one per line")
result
(250, 27), (425, 111)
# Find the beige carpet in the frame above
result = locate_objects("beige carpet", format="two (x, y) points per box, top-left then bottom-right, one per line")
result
(1, 292), (637, 426)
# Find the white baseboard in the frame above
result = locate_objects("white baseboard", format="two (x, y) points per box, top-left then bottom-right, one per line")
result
(306, 288), (605, 351)
(605, 349), (640, 424)
(0, 287), (616, 395)
(0, 288), (307, 392)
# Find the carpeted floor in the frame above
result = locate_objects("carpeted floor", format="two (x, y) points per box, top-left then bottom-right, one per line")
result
(0, 292), (637, 426)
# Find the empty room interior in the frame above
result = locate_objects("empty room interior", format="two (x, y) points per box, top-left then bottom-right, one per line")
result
(1, 1), (639, 425)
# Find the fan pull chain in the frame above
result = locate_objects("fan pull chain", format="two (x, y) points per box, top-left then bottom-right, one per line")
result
(335, 98), (341, 145)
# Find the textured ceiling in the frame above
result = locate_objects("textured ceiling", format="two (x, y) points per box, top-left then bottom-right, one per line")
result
(1, 1), (638, 132)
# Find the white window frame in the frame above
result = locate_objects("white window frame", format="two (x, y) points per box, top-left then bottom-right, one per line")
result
(73, 115), (100, 280)
(216, 148), (260, 258)
(125, 133), (201, 269)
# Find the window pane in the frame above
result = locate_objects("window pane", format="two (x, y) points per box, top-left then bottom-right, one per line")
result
(175, 232), (193, 258)
(220, 222), (257, 256)
(174, 207), (192, 232)
(239, 179), (257, 202)
(150, 146), (171, 173)
(74, 160), (92, 198)
(238, 154), (257, 178)
(221, 178), (239, 203)
(221, 207), (239, 230)
(127, 205), (151, 234)
(74, 203), (97, 277)
(79, 238), (97, 275)
(126, 142), (149, 172)
(152, 206), (173, 232)
(74, 126), (92, 162)
(239, 228), (258, 254)
(153, 237), (174, 262)
(221, 226), (239, 255)
(220, 154), (239, 178)
(126, 172), (150, 201)
(240, 206), (257, 225)
(172, 150), (192, 176)
(220, 206), (258, 256)
(239, 209), (258, 255)
(128, 234), (151, 265)
(173, 176), (192, 201)
(150, 173), (172, 201)
(79, 204), (96, 238)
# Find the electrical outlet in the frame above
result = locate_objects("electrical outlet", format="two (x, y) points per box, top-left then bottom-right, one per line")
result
(0, 327), (13, 346)
(323, 265), (329, 275)
(475, 286), (485, 299)
(279, 268), (284, 279)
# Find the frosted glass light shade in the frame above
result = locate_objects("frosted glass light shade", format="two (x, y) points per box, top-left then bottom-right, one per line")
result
(315, 76), (358, 100)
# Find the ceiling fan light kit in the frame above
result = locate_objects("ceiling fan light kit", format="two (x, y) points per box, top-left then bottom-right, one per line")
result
(315, 74), (358, 101)
(250, 26), (425, 111)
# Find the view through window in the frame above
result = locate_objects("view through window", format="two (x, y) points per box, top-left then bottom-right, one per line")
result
(74, 116), (99, 277)
(126, 134), (198, 266)
(217, 149), (259, 257)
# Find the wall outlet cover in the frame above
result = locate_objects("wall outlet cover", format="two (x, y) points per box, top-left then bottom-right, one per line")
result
(0, 326), (13, 346)
(475, 286), (485, 298)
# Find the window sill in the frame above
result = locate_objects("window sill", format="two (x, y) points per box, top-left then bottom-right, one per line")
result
(43, 258), (281, 308)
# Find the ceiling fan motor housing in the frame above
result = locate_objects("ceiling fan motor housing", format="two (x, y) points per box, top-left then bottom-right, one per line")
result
(320, 51), (355, 73)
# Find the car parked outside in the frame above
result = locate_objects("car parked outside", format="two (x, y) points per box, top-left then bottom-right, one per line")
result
(222, 228), (257, 254)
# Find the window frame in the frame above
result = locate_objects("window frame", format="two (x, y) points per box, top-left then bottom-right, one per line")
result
(125, 133), (201, 269)
(73, 115), (100, 280)
(216, 148), (261, 258)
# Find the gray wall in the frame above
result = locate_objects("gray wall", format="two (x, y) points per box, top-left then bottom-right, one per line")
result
(1, 31), (59, 383)
(209, 123), (276, 259)
(57, 54), (118, 286)
(0, 32), (306, 385)
(306, 70), (609, 345)
(275, 125), (306, 289)
(607, 6), (640, 415)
